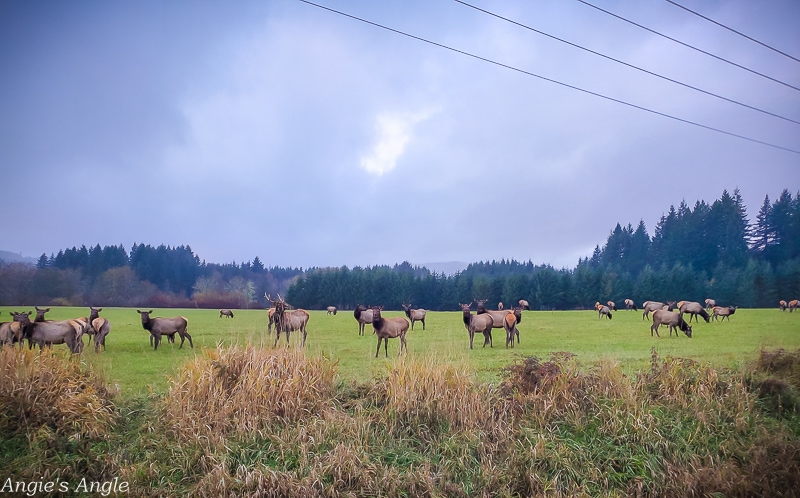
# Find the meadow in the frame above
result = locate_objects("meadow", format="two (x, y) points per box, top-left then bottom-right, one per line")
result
(2, 305), (799, 496)
(2, 305), (798, 395)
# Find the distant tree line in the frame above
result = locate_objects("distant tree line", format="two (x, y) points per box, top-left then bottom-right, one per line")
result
(0, 243), (303, 308)
(1, 188), (797, 310)
(286, 188), (800, 310)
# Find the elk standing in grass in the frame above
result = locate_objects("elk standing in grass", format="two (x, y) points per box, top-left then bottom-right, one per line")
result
(790, 300), (799, 313)
(401, 303), (427, 331)
(461, 302), (495, 350)
(136, 310), (192, 351)
(503, 307), (523, 348)
(518, 299), (530, 310)
(679, 301), (710, 323)
(269, 295), (310, 347)
(354, 304), (373, 336)
(14, 312), (83, 352)
(0, 312), (25, 348)
(704, 299), (716, 312)
(650, 310), (692, 338)
(88, 307), (111, 352)
(780, 300), (788, 311)
(712, 306), (737, 322)
(476, 299), (513, 332)
(642, 301), (667, 321)
(625, 299), (637, 311)
(220, 309), (234, 318)
(327, 306), (337, 315)
(371, 306), (409, 358)
(595, 302), (613, 320)
(607, 301), (617, 311)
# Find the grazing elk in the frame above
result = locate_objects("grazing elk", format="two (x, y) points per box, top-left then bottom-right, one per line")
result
(790, 300), (799, 313)
(220, 309), (234, 318)
(624, 299), (637, 311)
(712, 306), (737, 322)
(461, 302), (494, 350)
(269, 295), (310, 347)
(88, 307), (111, 352)
(642, 301), (667, 321)
(401, 303), (427, 331)
(0, 312), (26, 348)
(650, 310), (692, 338)
(679, 301), (710, 323)
(519, 299), (530, 310)
(354, 304), (374, 336)
(780, 300), (788, 311)
(14, 312), (84, 352)
(326, 306), (337, 315)
(136, 310), (192, 351)
(595, 302), (613, 320)
(607, 301), (617, 311)
(371, 306), (409, 358)
(704, 299), (716, 312)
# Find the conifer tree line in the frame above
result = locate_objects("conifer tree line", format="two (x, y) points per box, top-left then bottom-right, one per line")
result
(0, 188), (797, 309)
(286, 188), (800, 311)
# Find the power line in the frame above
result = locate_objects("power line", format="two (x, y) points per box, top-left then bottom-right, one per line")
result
(453, 0), (800, 126)
(296, 0), (800, 155)
(665, 0), (800, 64)
(575, 0), (800, 93)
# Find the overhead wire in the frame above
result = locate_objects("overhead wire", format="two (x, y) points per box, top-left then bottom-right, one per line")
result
(296, 0), (800, 155)
(575, 0), (800, 93)
(665, 0), (800, 64)
(453, 0), (800, 126)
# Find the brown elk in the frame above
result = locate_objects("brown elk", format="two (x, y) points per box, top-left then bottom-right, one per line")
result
(269, 295), (310, 347)
(401, 303), (427, 330)
(88, 307), (111, 352)
(136, 310), (192, 351)
(371, 306), (409, 358)
(326, 306), (337, 315)
(220, 309), (234, 318)
(503, 307), (523, 348)
(607, 301), (617, 311)
(518, 299), (530, 310)
(14, 312), (83, 352)
(642, 301), (667, 321)
(498, 302), (504, 310)
(650, 310), (692, 338)
(790, 300), (799, 312)
(476, 299), (513, 331)
(711, 306), (737, 322)
(0, 312), (26, 348)
(679, 301), (710, 323)
(461, 302), (494, 350)
(595, 302), (612, 320)
(704, 299), (716, 311)
(354, 304), (374, 335)
(624, 299), (637, 311)
(34, 306), (50, 322)
(780, 300), (788, 311)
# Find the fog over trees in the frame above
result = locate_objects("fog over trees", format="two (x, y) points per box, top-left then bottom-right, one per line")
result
(1, 189), (798, 310)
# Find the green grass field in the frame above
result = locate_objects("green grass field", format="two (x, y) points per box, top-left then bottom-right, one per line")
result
(4, 305), (798, 395)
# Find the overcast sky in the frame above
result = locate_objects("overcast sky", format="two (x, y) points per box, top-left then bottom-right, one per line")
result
(2, 0), (798, 270)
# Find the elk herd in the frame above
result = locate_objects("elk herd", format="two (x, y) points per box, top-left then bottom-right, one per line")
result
(1, 295), (796, 357)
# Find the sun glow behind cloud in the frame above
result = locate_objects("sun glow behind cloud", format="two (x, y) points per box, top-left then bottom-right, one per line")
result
(359, 110), (434, 175)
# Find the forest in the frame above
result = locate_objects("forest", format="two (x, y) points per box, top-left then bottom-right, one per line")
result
(0, 188), (798, 310)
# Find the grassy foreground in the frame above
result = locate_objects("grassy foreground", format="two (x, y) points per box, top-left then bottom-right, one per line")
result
(1, 306), (799, 496)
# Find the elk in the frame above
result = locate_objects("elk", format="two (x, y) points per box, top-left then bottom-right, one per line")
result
(503, 307), (523, 348)
(14, 312), (83, 353)
(595, 302), (613, 320)
(704, 299), (716, 311)
(461, 302), (495, 350)
(642, 301), (667, 321)
(371, 306), (409, 357)
(326, 306), (337, 315)
(498, 302), (504, 310)
(269, 294), (310, 347)
(519, 299), (530, 310)
(220, 309), (234, 318)
(401, 303), (427, 331)
(136, 310), (192, 351)
(712, 306), (737, 322)
(88, 307), (111, 352)
(679, 301), (710, 323)
(353, 304), (373, 336)
(0, 312), (26, 348)
(607, 301), (617, 311)
(476, 299), (513, 331)
(790, 300), (799, 312)
(34, 306), (50, 322)
(624, 299), (637, 311)
(780, 300), (788, 311)
(650, 310), (692, 338)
